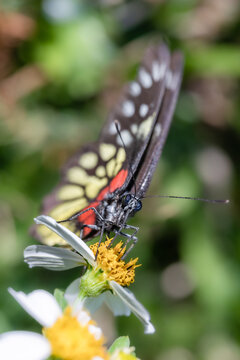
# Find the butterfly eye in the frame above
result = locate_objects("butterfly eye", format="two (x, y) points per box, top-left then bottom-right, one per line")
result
(122, 194), (132, 207)
(135, 200), (142, 212)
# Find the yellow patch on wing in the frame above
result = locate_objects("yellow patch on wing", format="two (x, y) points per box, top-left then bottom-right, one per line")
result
(49, 198), (87, 221)
(79, 152), (98, 169)
(116, 147), (126, 163)
(106, 159), (116, 177)
(67, 167), (89, 185)
(105, 148), (126, 178)
(112, 148), (126, 176)
(137, 112), (156, 139)
(85, 177), (108, 198)
(99, 143), (116, 161)
(57, 185), (84, 200)
(96, 165), (106, 177)
(113, 162), (122, 176)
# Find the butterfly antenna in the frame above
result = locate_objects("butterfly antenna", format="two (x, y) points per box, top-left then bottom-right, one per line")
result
(114, 120), (137, 196)
(143, 194), (230, 204)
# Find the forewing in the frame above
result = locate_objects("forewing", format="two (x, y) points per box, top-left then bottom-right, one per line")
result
(133, 51), (184, 198)
(100, 43), (171, 191)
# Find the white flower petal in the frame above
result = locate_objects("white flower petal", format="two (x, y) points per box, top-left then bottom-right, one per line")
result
(83, 293), (106, 314)
(109, 281), (155, 334)
(9, 288), (62, 327)
(0, 331), (50, 360)
(64, 277), (81, 305)
(104, 291), (131, 316)
(34, 215), (96, 266)
(24, 245), (86, 270)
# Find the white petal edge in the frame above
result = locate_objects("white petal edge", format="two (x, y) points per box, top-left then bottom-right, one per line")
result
(9, 288), (62, 327)
(109, 281), (155, 334)
(34, 215), (96, 267)
(0, 331), (50, 360)
(24, 245), (86, 270)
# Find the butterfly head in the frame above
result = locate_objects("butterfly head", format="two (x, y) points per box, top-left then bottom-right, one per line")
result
(122, 193), (142, 216)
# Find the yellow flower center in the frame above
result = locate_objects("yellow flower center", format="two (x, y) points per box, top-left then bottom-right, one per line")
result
(90, 238), (141, 287)
(43, 306), (108, 360)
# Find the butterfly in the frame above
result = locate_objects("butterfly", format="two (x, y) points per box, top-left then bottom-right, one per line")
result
(32, 43), (184, 248)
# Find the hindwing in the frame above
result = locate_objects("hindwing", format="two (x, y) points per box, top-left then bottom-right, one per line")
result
(32, 142), (127, 245)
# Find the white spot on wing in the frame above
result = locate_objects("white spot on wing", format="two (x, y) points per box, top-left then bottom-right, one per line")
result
(117, 130), (133, 146)
(109, 121), (121, 135)
(139, 104), (149, 117)
(152, 62), (166, 82)
(129, 82), (141, 96)
(131, 124), (138, 134)
(154, 123), (162, 138)
(166, 70), (178, 91)
(122, 100), (135, 117)
(139, 68), (152, 88)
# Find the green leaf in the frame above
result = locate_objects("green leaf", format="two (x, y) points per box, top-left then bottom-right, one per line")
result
(108, 336), (130, 355)
(54, 289), (67, 311)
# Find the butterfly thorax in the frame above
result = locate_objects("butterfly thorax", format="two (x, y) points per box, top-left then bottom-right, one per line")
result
(97, 193), (142, 231)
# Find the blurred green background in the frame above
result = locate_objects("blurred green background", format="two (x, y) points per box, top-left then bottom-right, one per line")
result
(0, 0), (240, 359)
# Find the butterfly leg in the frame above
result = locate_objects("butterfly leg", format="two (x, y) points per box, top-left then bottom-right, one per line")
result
(95, 224), (106, 260)
(119, 225), (139, 258)
(123, 224), (139, 258)
(79, 224), (100, 239)
(79, 222), (106, 259)
(58, 207), (104, 223)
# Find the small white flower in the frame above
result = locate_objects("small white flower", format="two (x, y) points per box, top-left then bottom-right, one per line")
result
(0, 288), (107, 360)
(0, 331), (50, 360)
(8, 288), (62, 327)
(0, 289), (59, 360)
(24, 215), (155, 334)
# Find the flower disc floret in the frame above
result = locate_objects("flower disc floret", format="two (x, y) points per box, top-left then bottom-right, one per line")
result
(90, 238), (141, 287)
(44, 306), (108, 360)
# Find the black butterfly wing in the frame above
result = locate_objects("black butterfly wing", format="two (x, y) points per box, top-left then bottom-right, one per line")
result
(99, 43), (172, 192)
(132, 51), (184, 198)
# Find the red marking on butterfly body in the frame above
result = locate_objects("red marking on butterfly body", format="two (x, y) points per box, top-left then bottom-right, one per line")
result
(78, 169), (128, 237)
(78, 201), (98, 237)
